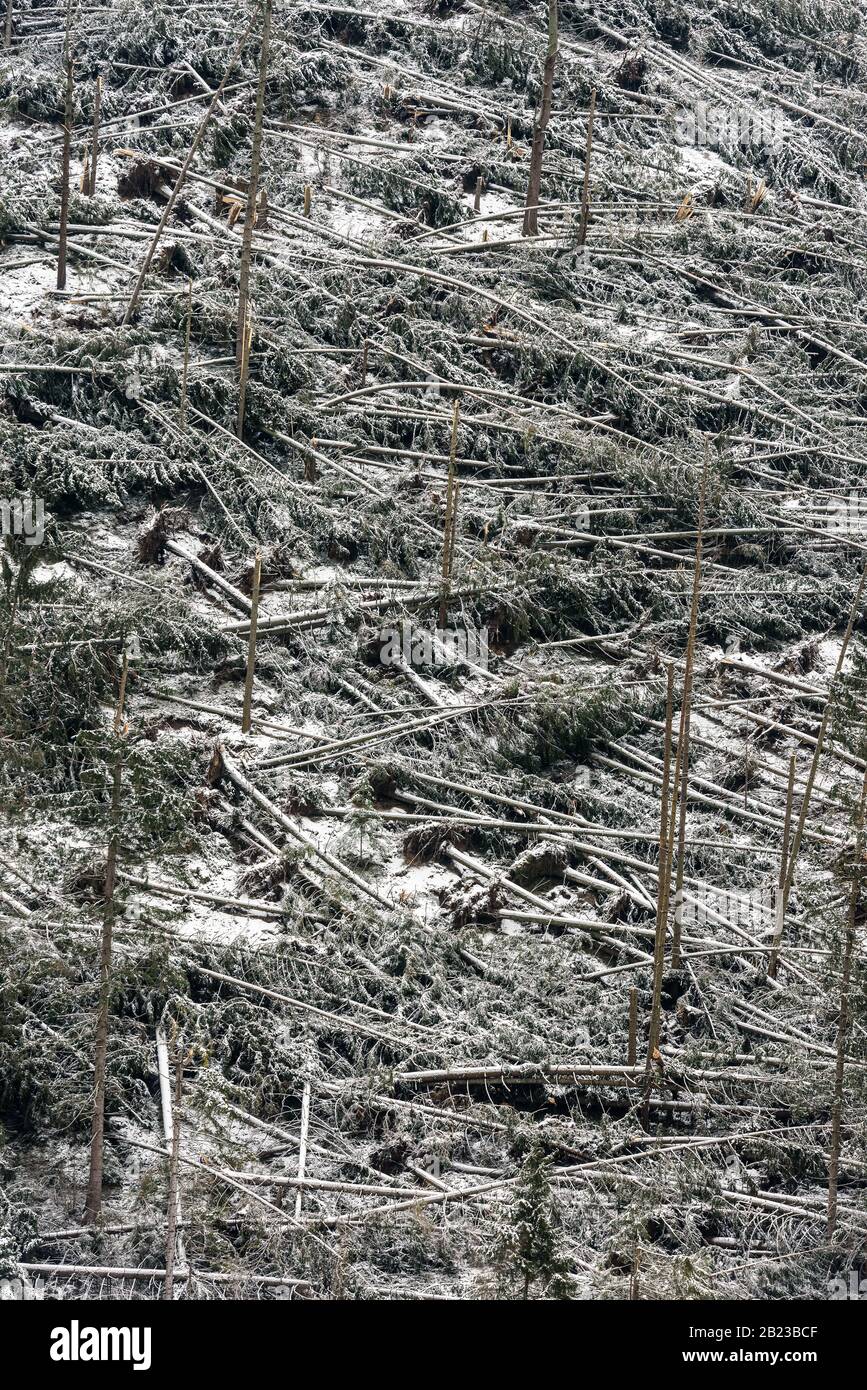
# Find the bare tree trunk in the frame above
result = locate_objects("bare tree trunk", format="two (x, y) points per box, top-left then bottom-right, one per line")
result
(85, 648), (129, 1224)
(84, 752), (121, 1222)
(779, 563), (867, 925)
(666, 448), (709, 968)
(766, 754), (796, 979)
(294, 1080), (311, 1222)
(826, 897), (856, 1241)
(4, 0), (13, 51)
(163, 1041), (184, 1299)
(669, 728), (692, 970)
(236, 0), (272, 437)
(88, 74), (102, 195)
(627, 986), (638, 1066)
(522, 1), (558, 237)
(644, 660), (675, 1115)
(56, 2), (74, 291)
(827, 768), (867, 1239)
(241, 551), (262, 734)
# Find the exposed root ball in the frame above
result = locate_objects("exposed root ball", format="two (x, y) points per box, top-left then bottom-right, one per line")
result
(136, 506), (189, 565)
(507, 841), (569, 885)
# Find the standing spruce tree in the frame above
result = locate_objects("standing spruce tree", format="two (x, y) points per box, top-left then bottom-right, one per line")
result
(492, 1143), (574, 1299)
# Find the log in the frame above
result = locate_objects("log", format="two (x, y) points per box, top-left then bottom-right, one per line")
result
(117, 870), (289, 919)
(295, 1080), (311, 1222)
(164, 540), (252, 615)
(21, 1262), (311, 1290)
(395, 1064), (646, 1086)
(218, 1171), (421, 1198)
(195, 967), (409, 1047)
(122, 18), (258, 322)
(217, 746), (393, 908)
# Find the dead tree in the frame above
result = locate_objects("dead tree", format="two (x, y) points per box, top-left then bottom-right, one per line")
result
(778, 563), (867, 937)
(236, 0), (272, 437)
(766, 755), (796, 979)
(644, 661), (675, 1108)
(827, 769), (867, 1239)
(668, 448), (710, 968)
(163, 1039), (184, 1300)
(4, 0), (13, 52)
(627, 986), (638, 1066)
(88, 74), (102, 196)
(84, 645), (129, 1224)
(56, 0), (75, 290)
(522, 0), (558, 237)
(294, 1080), (311, 1222)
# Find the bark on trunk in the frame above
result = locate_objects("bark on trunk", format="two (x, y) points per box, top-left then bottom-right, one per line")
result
(84, 650), (129, 1224)
(56, 5), (74, 290)
(236, 0), (272, 436)
(522, 1), (558, 237)
(88, 75), (102, 195)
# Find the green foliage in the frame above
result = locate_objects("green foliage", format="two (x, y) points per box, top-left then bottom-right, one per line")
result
(490, 1142), (575, 1298)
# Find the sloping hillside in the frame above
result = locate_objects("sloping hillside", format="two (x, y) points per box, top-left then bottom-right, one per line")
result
(1, 0), (866, 1301)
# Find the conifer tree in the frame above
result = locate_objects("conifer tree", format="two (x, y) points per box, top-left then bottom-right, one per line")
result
(492, 1143), (574, 1299)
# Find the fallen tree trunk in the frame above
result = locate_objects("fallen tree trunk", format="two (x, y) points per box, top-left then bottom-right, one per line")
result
(215, 746), (393, 908)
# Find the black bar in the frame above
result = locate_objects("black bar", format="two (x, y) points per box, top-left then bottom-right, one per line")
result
(11, 1297), (862, 1378)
